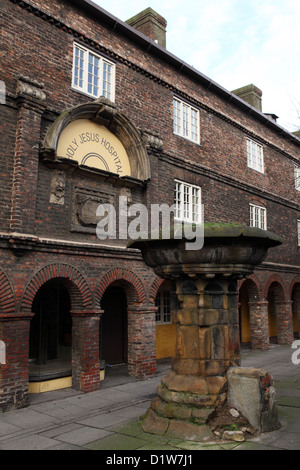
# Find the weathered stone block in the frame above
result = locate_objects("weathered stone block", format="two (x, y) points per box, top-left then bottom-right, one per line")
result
(177, 325), (200, 358)
(227, 367), (279, 432)
(162, 370), (208, 394)
(206, 376), (227, 395)
(140, 408), (169, 436)
(155, 399), (192, 420)
(157, 384), (218, 407)
(191, 407), (214, 422)
(198, 327), (211, 360)
(205, 359), (230, 376)
(177, 293), (198, 309)
(175, 308), (198, 325)
(166, 419), (214, 441)
(211, 325), (228, 360)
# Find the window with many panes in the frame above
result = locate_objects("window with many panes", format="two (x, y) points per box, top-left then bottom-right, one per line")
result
(155, 286), (171, 323)
(250, 203), (267, 230)
(246, 138), (264, 173)
(173, 98), (200, 144)
(72, 43), (115, 101)
(174, 180), (201, 223)
(295, 166), (300, 191)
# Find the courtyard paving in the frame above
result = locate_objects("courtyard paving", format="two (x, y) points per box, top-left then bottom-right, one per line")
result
(0, 344), (299, 451)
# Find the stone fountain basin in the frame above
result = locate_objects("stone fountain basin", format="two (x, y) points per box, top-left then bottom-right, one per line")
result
(128, 224), (283, 278)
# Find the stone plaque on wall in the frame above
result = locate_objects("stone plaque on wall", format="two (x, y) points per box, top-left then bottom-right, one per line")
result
(72, 186), (115, 233)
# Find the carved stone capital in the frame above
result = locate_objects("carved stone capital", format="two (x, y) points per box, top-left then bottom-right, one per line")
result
(16, 76), (46, 102)
(140, 128), (163, 150)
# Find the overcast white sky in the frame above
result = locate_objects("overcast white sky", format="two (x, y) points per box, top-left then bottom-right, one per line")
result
(92, 0), (300, 133)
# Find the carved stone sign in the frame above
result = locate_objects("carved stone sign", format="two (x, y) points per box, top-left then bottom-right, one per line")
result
(57, 119), (131, 177)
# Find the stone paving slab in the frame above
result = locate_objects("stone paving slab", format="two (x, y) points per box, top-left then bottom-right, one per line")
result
(53, 426), (113, 446)
(78, 412), (133, 429)
(0, 433), (59, 450)
(85, 433), (151, 450)
(0, 407), (59, 430)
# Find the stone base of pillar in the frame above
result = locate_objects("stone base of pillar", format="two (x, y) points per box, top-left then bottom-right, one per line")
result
(141, 407), (214, 441)
(140, 370), (227, 441)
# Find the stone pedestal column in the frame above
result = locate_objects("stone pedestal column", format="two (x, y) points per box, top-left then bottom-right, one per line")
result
(129, 224), (282, 440)
(71, 310), (102, 393)
(0, 312), (34, 412)
(144, 276), (240, 440)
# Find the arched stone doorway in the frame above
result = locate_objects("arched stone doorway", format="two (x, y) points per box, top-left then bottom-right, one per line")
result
(100, 283), (128, 366)
(22, 264), (98, 395)
(29, 279), (72, 386)
(96, 269), (156, 379)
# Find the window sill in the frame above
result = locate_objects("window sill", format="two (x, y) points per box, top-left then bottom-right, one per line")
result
(246, 165), (265, 175)
(70, 86), (115, 103)
(173, 132), (201, 146)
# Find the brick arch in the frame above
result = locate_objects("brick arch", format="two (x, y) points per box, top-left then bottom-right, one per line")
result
(21, 263), (92, 312)
(0, 268), (16, 313)
(149, 277), (165, 303)
(263, 274), (287, 301)
(95, 268), (146, 306)
(289, 276), (300, 299)
(239, 274), (262, 301)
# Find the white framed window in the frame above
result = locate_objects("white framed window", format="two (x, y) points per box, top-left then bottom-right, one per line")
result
(297, 220), (300, 246)
(295, 166), (300, 191)
(72, 43), (115, 101)
(250, 203), (267, 230)
(246, 138), (264, 173)
(174, 180), (201, 223)
(155, 286), (171, 323)
(173, 98), (200, 144)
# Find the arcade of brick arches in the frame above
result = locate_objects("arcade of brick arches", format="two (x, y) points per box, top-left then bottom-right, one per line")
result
(0, 0), (299, 414)
(0, 262), (299, 411)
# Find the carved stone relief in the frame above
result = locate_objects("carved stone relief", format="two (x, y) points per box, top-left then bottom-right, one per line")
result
(72, 186), (115, 233)
(50, 170), (66, 205)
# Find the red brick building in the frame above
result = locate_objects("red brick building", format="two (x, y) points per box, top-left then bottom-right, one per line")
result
(0, 0), (299, 411)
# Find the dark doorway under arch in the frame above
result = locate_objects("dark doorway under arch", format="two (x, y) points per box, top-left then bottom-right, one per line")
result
(29, 279), (72, 382)
(100, 285), (128, 365)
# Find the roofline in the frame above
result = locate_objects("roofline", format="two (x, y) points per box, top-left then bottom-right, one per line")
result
(69, 0), (299, 144)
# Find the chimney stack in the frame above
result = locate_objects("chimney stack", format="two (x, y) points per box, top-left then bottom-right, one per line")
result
(232, 84), (262, 112)
(126, 7), (167, 48)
